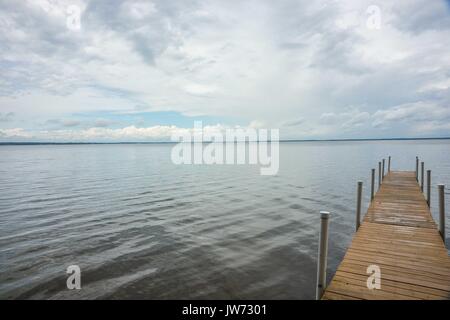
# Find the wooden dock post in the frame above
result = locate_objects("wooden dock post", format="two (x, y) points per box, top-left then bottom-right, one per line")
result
(378, 161), (382, 188)
(439, 184), (445, 242)
(388, 156), (391, 172)
(416, 156), (419, 181)
(356, 181), (362, 231)
(421, 162), (425, 192)
(370, 169), (375, 201)
(382, 159), (385, 180)
(427, 170), (431, 207)
(316, 211), (330, 300)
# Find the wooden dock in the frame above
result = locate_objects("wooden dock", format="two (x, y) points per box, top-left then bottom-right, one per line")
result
(322, 170), (450, 300)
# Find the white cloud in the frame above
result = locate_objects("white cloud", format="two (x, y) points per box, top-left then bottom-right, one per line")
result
(0, 123), (257, 142)
(0, 0), (449, 140)
(372, 101), (450, 127)
(0, 128), (33, 139)
(0, 112), (15, 122)
(183, 83), (218, 96)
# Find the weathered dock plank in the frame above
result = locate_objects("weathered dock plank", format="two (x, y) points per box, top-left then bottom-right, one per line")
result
(322, 171), (450, 300)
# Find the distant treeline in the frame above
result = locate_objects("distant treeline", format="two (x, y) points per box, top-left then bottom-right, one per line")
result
(1, 137), (450, 145)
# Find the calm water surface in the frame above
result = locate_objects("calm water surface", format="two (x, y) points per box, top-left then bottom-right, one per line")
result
(1, 140), (449, 299)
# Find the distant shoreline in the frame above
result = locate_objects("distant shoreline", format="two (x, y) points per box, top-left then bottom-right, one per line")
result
(1, 137), (450, 145)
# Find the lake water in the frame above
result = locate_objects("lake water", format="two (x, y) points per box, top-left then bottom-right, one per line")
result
(0, 140), (449, 299)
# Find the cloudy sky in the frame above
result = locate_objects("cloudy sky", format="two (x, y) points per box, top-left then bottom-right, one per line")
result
(0, 0), (449, 141)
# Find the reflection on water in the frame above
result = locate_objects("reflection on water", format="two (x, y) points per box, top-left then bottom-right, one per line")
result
(0, 140), (449, 299)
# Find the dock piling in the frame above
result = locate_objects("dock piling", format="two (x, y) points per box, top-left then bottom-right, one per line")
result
(439, 184), (445, 243)
(370, 169), (375, 201)
(356, 181), (362, 231)
(421, 162), (425, 192)
(378, 162), (382, 188)
(416, 156), (419, 181)
(427, 170), (431, 207)
(388, 156), (391, 172)
(316, 211), (330, 300)
(382, 159), (385, 180)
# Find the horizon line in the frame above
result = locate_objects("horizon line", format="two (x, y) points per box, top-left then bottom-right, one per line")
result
(1, 137), (450, 145)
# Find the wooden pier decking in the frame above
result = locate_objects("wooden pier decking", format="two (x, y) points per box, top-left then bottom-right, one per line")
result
(322, 171), (450, 300)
